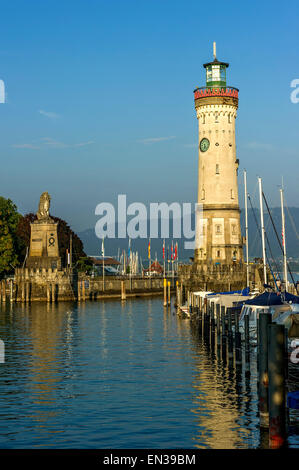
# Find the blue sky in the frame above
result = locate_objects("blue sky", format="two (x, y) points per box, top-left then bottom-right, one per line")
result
(0, 0), (299, 231)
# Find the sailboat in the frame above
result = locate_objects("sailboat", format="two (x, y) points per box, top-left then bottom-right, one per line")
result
(239, 178), (299, 340)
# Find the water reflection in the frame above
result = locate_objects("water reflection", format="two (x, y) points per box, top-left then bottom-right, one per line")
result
(0, 299), (297, 449)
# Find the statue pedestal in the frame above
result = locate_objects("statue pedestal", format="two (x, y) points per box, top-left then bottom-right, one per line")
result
(26, 221), (61, 270)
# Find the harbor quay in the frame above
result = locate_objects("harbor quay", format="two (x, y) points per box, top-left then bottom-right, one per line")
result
(1, 269), (176, 303)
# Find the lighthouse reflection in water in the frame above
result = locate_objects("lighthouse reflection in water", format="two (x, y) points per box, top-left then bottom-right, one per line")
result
(0, 298), (297, 448)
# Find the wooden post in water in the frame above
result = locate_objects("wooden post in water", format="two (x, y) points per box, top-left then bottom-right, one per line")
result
(167, 281), (171, 306)
(258, 313), (272, 428)
(82, 280), (85, 301)
(121, 280), (126, 300)
(51, 283), (55, 303)
(2, 280), (6, 304)
(21, 281), (25, 303)
(227, 308), (233, 358)
(244, 314), (250, 376)
(25, 282), (30, 303)
(77, 281), (81, 301)
(10, 280), (13, 303)
(221, 305), (225, 335)
(47, 284), (50, 302)
(268, 324), (287, 449)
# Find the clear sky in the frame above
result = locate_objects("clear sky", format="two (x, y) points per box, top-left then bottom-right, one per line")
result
(0, 0), (299, 232)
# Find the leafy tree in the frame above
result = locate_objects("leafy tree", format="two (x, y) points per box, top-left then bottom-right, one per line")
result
(0, 197), (22, 278)
(16, 213), (86, 267)
(76, 257), (93, 274)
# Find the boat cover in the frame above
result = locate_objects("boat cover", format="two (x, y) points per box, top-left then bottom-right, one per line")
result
(241, 291), (299, 306)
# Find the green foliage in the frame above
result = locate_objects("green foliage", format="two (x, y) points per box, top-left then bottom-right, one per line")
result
(0, 197), (22, 278)
(76, 257), (93, 274)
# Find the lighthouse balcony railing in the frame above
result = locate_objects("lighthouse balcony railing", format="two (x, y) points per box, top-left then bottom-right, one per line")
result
(194, 86), (239, 100)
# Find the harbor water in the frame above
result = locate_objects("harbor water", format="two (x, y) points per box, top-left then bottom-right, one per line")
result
(0, 298), (298, 449)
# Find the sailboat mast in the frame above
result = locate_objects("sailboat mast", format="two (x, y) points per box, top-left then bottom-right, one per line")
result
(280, 187), (288, 291)
(258, 177), (267, 284)
(244, 170), (249, 288)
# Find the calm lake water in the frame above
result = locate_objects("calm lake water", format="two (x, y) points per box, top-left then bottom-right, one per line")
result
(0, 297), (298, 449)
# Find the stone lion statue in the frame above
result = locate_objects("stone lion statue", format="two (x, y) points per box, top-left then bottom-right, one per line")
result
(36, 191), (52, 221)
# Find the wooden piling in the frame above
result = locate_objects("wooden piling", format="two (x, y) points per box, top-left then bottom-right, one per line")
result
(167, 281), (171, 306)
(268, 323), (287, 449)
(21, 281), (25, 303)
(51, 283), (55, 303)
(2, 280), (6, 303)
(82, 281), (85, 301)
(258, 313), (272, 428)
(10, 280), (13, 303)
(121, 280), (126, 300)
(77, 281), (81, 301)
(47, 284), (50, 302)
(25, 282), (30, 303)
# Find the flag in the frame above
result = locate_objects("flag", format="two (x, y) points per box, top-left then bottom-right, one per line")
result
(162, 239), (165, 260)
(101, 237), (105, 257)
(174, 242), (178, 260)
(148, 239), (151, 260)
(171, 241), (173, 260)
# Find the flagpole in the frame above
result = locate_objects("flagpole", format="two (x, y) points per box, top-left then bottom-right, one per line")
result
(244, 170), (249, 288)
(280, 187), (288, 291)
(102, 237), (105, 291)
(163, 239), (165, 278)
(258, 177), (267, 285)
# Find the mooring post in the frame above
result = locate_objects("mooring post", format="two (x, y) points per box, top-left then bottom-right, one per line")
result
(121, 280), (126, 300)
(244, 314), (250, 375)
(77, 281), (81, 301)
(51, 283), (55, 303)
(2, 280), (6, 304)
(10, 280), (13, 303)
(258, 312), (272, 428)
(268, 323), (287, 449)
(221, 305), (225, 336)
(21, 281), (25, 303)
(25, 282), (30, 303)
(235, 331), (242, 364)
(167, 281), (171, 306)
(234, 310), (239, 338)
(82, 280), (85, 301)
(227, 308), (233, 358)
(47, 284), (50, 302)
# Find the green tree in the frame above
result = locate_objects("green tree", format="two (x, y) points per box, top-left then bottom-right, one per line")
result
(0, 197), (21, 278)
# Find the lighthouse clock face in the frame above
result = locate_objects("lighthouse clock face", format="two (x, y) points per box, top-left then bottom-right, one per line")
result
(200, 138), (210, 152)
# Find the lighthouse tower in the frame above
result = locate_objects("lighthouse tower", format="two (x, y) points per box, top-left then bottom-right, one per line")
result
(194, 43), (243, 265)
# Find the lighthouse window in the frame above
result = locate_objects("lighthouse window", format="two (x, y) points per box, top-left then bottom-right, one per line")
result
(216, 225), (221, 234)
(201, 188), (205, 200)
(232, 224), (236, 234)
(202, 114), (205, 124)
(231, 189), (235, 199)
(215, 112), (219, 123)
(216, 164), (220, 174)
(217, 250), (221, 258)
(228, 114), (231, 123)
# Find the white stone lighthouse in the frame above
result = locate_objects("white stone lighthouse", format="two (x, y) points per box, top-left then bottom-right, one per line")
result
(194, 43), (243, 265)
